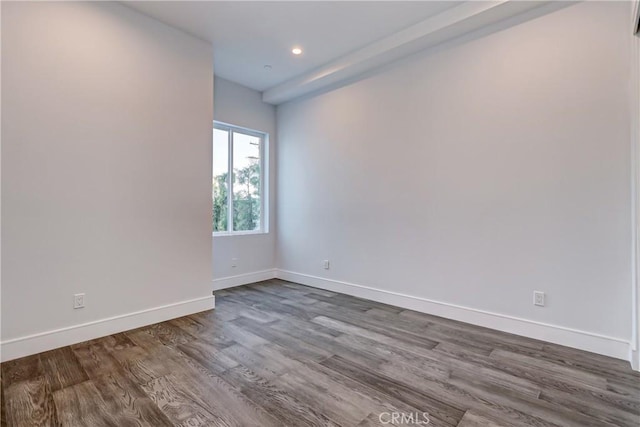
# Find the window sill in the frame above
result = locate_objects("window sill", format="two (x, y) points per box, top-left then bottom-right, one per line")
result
(213, 231), (268, 237)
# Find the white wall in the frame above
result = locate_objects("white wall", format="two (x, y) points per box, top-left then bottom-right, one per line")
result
(277, 2), (632, 357)
(1, 1), (213, 360)
(212, 77), (277, 288)
(631, 1), (640, 370)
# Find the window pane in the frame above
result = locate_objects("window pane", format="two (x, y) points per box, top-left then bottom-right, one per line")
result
(232, 131), (261, 231)
(212, 128), (229, 232)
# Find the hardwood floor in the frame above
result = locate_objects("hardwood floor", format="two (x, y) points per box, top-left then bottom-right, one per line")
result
(2, 279), (639, 426)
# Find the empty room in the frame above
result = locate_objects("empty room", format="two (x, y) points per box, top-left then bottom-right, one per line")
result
(2, 0), (640, 426)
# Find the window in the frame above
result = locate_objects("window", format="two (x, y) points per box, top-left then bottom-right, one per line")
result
(213, 122), (266, 234)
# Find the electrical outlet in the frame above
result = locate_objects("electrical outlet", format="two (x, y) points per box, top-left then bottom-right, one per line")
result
(231, 258), (238, 268)
(323, 260), (330, 270)
(533, 291), (545, 307)
(74, 293), (85, 309)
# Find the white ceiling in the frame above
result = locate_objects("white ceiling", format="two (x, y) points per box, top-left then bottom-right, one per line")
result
(124, 1), (458, 92)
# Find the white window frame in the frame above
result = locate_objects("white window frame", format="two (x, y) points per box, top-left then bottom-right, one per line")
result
(213, 121), (267, 236)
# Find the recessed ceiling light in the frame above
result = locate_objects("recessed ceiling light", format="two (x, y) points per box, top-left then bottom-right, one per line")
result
(292, 47), (302, 55)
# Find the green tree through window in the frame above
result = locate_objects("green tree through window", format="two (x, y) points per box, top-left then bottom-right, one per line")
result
(212, 172), (228, 232)
(233, 161), (260, 231)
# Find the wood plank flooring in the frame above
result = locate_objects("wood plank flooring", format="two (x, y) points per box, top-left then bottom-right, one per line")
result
(2, 279), (639, 426)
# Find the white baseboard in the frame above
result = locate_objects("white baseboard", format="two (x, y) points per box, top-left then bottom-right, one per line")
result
(276, 269), (631, 362)
(213, 268), (277, 290)
(0, 295), (215, 362)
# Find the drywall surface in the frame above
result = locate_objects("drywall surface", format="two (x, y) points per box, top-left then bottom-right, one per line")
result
(1, 2), (213, 348)
(277, 2), (632, 343)
(213, 77), (277, 285)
